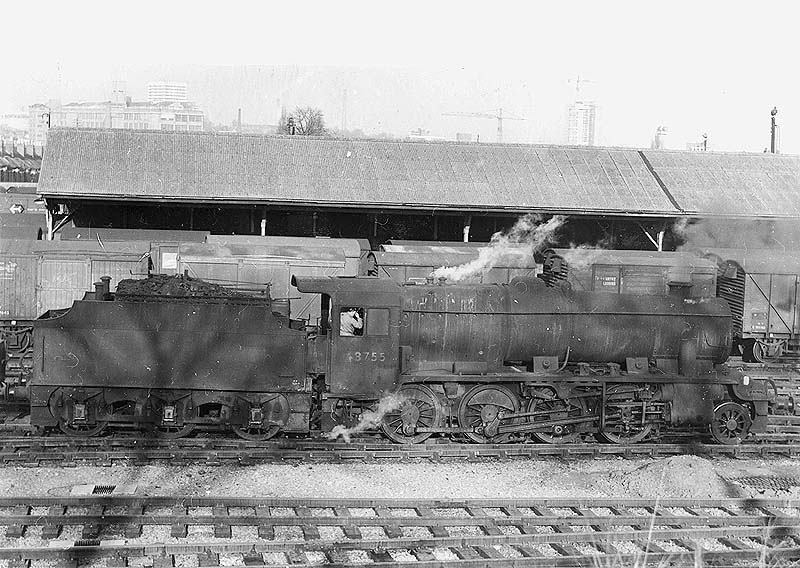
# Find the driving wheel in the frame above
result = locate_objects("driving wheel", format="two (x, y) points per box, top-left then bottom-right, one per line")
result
(381, 384), (443, 444)
(528, 395), (586, 444)
(457, 384), (519, 443)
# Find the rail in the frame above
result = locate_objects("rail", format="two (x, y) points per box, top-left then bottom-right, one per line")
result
(1, 496), (799, 567)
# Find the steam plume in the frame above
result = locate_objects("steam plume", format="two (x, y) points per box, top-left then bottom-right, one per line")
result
(325, 392), (406, 442)
(556, 246), (605, 271)
(431, 214), (565, 282)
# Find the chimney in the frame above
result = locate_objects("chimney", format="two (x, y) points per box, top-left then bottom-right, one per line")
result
(100, 276), (111, 298)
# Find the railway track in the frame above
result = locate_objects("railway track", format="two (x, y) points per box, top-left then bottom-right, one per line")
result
(2, 430), (800, 466)
(1, 495), (800, 567)
(1, 405), (800, 466)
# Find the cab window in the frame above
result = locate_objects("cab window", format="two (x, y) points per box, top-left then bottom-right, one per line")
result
(339, 307), (364, 336)
(366, 308), (389, 336)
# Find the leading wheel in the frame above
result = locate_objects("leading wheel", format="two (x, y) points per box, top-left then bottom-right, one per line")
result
(381, 385), (443, 444)
(457, 385), (519, 443)
(528, 395), (587, 444)
(59, 419), (107, 437)
(710, 402), (752, 445)
(233, 424), (281, 441)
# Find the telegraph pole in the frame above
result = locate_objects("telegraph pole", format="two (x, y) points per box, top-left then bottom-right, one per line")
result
(770, 107), (779, 153)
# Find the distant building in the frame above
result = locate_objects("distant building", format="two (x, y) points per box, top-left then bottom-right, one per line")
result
(147, 82), (189, 104)
(28, 87), (204, 145)
(567, 101), (598, 146)
(408, 128), (445, 142)
(686, 141), (707, 152)
(651, 126), (669, 150)
(456, 132), (475, 143)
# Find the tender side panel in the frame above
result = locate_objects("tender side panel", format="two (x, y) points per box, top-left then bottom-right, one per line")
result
(34, 300), (306, 392)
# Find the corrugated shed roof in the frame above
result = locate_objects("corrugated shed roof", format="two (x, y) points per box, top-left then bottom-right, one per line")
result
(641, 150), (800, 217)
(39, 129), (677, 216)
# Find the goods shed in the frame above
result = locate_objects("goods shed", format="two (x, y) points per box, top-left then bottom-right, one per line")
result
(34, 128), (800, 248)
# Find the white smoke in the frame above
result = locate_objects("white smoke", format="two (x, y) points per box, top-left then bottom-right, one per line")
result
(556, 245), (605, 271)
(431, 214), (566, 282)
(673, 215), (798, 252)
(325, 392), (406, 443)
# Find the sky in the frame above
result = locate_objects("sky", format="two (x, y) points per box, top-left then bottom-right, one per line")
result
(4, 0), (800, 153)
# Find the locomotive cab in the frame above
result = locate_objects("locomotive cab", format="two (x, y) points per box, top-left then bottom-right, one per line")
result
(294, 276), (402, 398)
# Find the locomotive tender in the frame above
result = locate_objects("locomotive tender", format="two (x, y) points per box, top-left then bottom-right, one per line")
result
(1, 272), (776, 445)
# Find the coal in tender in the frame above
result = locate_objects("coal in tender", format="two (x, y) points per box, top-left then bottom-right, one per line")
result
(116, 273), (257, 298)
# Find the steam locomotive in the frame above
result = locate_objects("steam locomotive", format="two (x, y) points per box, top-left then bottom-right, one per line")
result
(0, 271), (776, 445)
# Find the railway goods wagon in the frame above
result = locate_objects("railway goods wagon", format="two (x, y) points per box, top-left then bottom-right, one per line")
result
(0, 239), (151, 321)
(539, 248), (717, 298)
(296, 275), (774, 445)
(161, 239), (360, 322)
(374, 242), (539, 284)
(206, 236), (369, 276)
(0, 213), (46, 240)
(0, 183), (45, 216)
(700, 248), (800, 362)
(58, 227), (210, 243)
(0, 239), (150, 385)
(28, 277), (310, 439)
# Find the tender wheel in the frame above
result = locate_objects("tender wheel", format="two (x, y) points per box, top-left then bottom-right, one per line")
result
(741, 339), (764, 363)
(381, 385), (443, 444)
(710, 402), (752, 445)
(599, 386), (653, 444)
(457, 385), (519, 443)
(59, 419), (107, 437)
(153, 424), (195, 439)
(528, 395), (587, 444)
(233, 424), (280, 441)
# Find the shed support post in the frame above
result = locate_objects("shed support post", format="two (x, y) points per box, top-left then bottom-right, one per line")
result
(463, 215), (472, 242)
(637, 222), (663, 251)
(260, 207), (267, 236)
(46, 205), (53, 241)
(433, 216), (439, 240)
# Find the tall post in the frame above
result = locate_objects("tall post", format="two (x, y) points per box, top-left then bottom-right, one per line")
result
(770, 107), (778, 154)
(497, 108), (503, 143)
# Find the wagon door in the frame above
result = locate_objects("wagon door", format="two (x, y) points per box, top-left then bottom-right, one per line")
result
(328, 294), (400, 398)
(744, 273), (771, 337)
(37, 258), (90, 314)
(768, 274), (798, 337)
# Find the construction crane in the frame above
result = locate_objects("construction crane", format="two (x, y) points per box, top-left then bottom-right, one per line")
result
(442, 107), (525, 143)
(568, 76), (595, 100)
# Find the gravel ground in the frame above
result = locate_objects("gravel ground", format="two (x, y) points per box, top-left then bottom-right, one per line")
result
(0, 454), (799, 500)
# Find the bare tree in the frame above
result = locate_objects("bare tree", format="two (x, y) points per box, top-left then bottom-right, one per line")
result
(276, 106), (328, 136)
